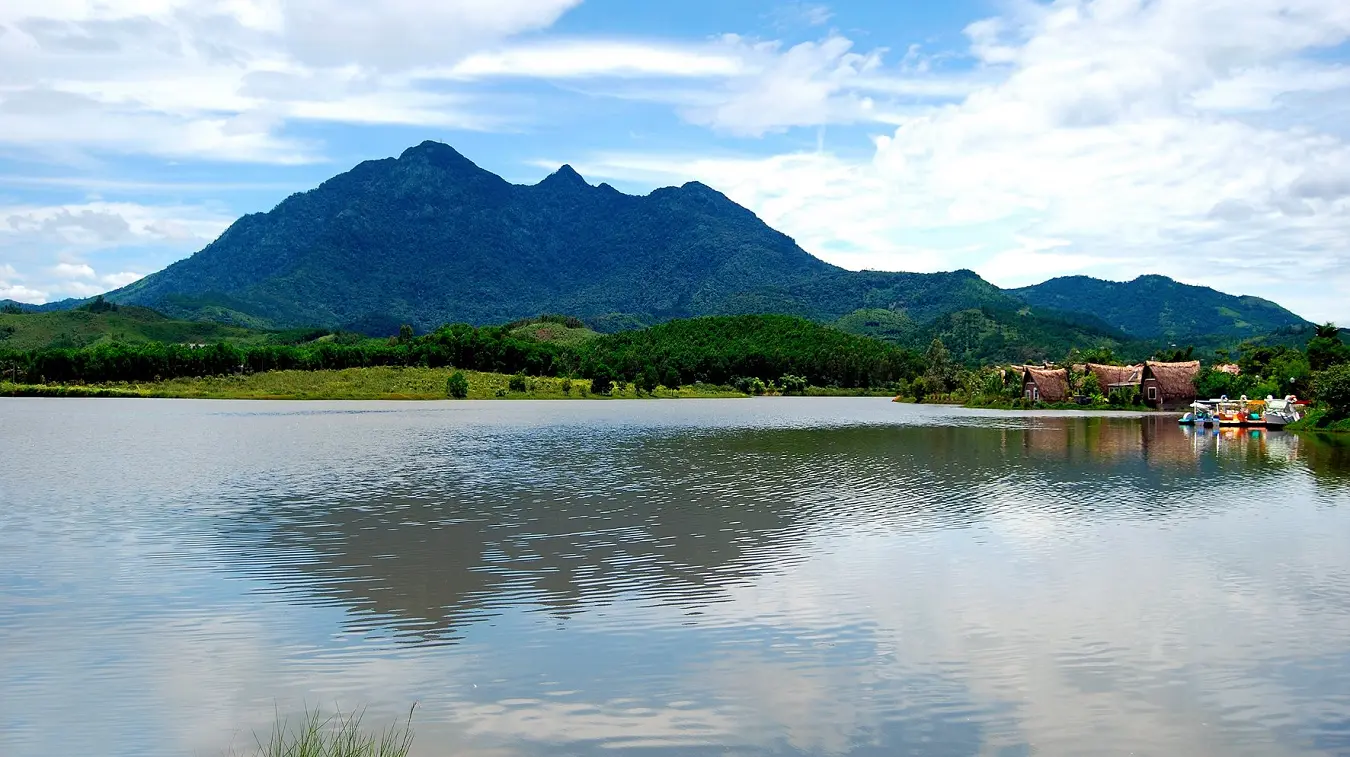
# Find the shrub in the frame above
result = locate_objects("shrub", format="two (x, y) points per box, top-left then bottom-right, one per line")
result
(561, 377), (573, 396)
(445, 371), (469, 399)
(779, 374), (808, 395)
(911, 376), (931, 403)
(508, 373), (528, 392)
(733, 376), (767, 395)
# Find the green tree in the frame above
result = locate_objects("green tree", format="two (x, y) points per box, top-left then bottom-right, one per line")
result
(1307, 323), (1350, 372)
(1314, 364), (1350, 417)
(923, 338), (956, 391)
(1079, 372), (1101, 399)
(445, 371), (469, 398)
(1078, 346), (1118, 365)
(779, 374), (808, 395)
(398, 324), (414, 343)
(561, 377), (573, 396)
(1152, 345), (1195, 362)
(637, 365), (659, 395)
(1, 303), (23, 315)
(589, 364), (616, 395)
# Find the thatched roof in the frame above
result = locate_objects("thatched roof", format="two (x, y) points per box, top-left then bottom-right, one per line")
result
(1088, 363), (1142, 388)
(1023, 366), (1070, 402)
(1143, 360), (1201, 399)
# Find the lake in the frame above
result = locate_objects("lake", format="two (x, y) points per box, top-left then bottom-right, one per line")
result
(2, 398), (1349, 757)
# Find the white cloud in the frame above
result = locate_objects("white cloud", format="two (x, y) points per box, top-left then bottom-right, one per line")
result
(442, 40), (746, 80)
(51, 262), (95, 279)
(100, 271), (143, 288)
(572, 0), (1350, 323)
(0, 283), (47, 302)
(0, 0), (584, 162)
(680, 35), (888, 136)
(0, 201), (232, 302)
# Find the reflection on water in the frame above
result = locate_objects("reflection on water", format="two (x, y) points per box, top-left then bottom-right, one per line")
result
(2, 399), (1350, 757)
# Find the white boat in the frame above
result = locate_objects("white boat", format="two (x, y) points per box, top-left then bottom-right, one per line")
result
(1262, 395), (1303, 430)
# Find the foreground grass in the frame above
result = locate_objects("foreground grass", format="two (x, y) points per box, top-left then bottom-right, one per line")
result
(242, 706), (414, 757)
(1288, 409), (1350, 434)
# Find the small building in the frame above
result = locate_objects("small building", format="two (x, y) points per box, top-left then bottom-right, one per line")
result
(1215, 363), (1242, 376)
(1087, 363), (1142, 394)
(1022, 366), (1070, 403)
(1140, 360), (1201, 410)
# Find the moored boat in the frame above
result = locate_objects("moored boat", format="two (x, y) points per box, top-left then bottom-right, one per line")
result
(1262, 395), (1304, 429)
(1212, 396), (1266, 428)
(1180, 401), (1216, 427)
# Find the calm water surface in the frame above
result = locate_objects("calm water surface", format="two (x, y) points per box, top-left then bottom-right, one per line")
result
(3, 398), (1350, 757)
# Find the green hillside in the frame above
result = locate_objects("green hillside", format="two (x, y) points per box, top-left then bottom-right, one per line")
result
(1011, 275), (1308, 340)
(0, 301), (265, 351)
(581, 314), (920, 388)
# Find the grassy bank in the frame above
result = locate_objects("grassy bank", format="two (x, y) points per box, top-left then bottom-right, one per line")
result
(961, 399), (1158, 412)
(0, 367), (755, 400)
(1288, 409), (1350, 433)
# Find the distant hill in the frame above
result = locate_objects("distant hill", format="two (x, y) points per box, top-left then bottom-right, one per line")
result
(0, 140), (1301, 362)
(0, 298), (85, 314)
(0, 302), (265, 351)
(1011, 275), (1308, 340)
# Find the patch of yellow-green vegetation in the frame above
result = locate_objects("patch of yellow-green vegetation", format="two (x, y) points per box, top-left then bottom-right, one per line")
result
(803, 386), (897, 397)
(1, 368), (750, 400)
(0, 307), (265, 350)
(508, 321), (600, 347)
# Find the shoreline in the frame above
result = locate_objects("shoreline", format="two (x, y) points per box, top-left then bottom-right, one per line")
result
(0, 367), (897, 401)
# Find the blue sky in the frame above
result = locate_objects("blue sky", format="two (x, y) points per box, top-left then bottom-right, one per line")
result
(2, 0), (1349, 321)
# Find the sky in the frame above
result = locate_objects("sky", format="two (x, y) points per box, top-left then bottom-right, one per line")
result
(1, 0), (1349, 322)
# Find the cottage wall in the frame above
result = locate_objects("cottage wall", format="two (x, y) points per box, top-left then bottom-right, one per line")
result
(1142, 376), (1163, 408)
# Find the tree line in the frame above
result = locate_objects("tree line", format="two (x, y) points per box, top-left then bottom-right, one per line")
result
(0, 314), (923, 390)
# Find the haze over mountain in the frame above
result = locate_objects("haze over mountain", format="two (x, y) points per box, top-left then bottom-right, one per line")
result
(25, 141), (1308, 350)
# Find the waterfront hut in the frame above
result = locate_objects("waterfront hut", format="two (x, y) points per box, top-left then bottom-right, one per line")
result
(1022, 366), (1070, 403)
(1140, 360), (1201, 410)
(1087, 363), (1142, 394)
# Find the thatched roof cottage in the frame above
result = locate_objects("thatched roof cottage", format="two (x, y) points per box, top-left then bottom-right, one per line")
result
(1022, 366), (1070, 403)
(1141, 361), (1201, 410)
(1087, 363), (1142, 393)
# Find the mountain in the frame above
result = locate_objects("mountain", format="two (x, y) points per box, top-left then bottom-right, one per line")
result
(53, 139), (1305, 358)
(1011, 275), (1308, 340)
(107, 141), (836, 331)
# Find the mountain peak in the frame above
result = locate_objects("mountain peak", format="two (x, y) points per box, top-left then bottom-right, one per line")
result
(538, 164), (590, 189)
(398, 140), (482, 171)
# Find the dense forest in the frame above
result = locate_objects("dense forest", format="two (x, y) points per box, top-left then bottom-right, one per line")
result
(0, 314), (922, 390)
